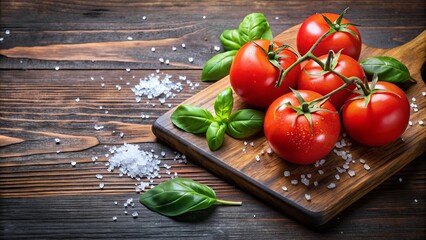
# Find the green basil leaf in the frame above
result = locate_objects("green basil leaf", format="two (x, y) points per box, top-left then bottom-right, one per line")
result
(201, 50), (237, 82)
(238, 13), (272, 43)
(220, 29), (244, 51)
(139, 178), (217, 217)
(206, 121), (227, 151)
(214, 88), (234, 120)
(171, 105), (214, 134)
(360, 56), (411, 83)
(139, 178), (242, 217)
(227, 109), (265, 139)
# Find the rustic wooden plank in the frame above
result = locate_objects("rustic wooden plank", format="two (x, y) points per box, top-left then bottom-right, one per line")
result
(0, 0), (425, 69)
(152, 25), (426, 226)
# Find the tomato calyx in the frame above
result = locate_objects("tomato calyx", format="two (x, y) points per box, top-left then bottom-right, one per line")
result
(321, 7), (360, 39)
(252, 40), (293, 88)
(283, 89), (336, 133)
(348, 74), (400, 108)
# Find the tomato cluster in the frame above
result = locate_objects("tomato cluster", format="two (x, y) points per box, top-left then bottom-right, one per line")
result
(229, 9), (410, 165)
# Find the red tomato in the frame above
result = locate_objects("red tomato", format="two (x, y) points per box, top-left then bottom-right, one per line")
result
(342, 81), (410, 146)
(297, 13), (362, 60)
(264, 90), (341, 165)
(298, 53), (363, 110)
(229, 40), (301, 108)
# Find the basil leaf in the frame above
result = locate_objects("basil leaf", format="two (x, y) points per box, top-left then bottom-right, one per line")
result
(139, 178), (242, 217)
(171, 105), (214, 134)
(360, 56), (411, 83)
(220, 29), (244, 51)
(227, 109), (265, 139)
(201, 50), (237, 82)
(206, 121), (227, 151)
(238, 13), (272, 43)
(214, 88), (234, 120)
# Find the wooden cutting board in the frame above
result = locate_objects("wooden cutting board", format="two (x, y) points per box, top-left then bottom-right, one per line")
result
(152, 25), (426, 227)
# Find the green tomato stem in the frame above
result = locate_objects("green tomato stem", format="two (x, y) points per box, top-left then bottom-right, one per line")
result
(216, 199), (243, 206)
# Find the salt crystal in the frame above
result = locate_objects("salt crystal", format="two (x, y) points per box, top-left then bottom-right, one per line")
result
(359, 158), (366, 164)
(284, 171), (290, 177)
(202, 15), (206, 19)
(96, 174), (103, 180)
(335, 174), (340, 180)
(75, 98), (80, 102)
(301, 178), (310, 186)
(55, 66), (60, 71)
(56, 150), (60, 154)
(282, 186), (288, 191)
(214, 46), (221, 51)
(266, 148), (272, 154)
(348, 170), (356, 177)
(114, 201), (118, 205)
(99, 183), (105, 189)
(127, 37), (133, 41)
(151, 47), (156, 52)
(327, 183), (336, 189)
(5, 30), (10, 35)
(124, 210), (128, 215)
(414, 199), (418, 203)
(165, 59), (170, 65)
(419, 120), (424, 126)
(55, 138), (61, 144)
(112, 216), (117, 221)
(363, 164), (371, 171)
(159, 58), (164, 63)
(120, 132), (124, 138)
(0, 37), (3, 41)
(305, 194), (311, 201)
(275, 16), (280, 20)
(101, 83), (105, 87)
(409, 121), (413, 126)
(71, 161), (77, 167)
(318, 169), (324, 175)
(172, 46), (177, 51)
(90, 77), (94, 80)
(411, 97), (416, 102)
(422, 92), (426, 96)
(399, 177), (403, 183)
(255, 155), (260, 162)
(132, 211), (138, 218)
(250, 142), (254, 147)
(115, 85), (121, 91)
(142, 16), (147, 20)
(181, 43), (186, 48)
(291, 179), (298, 185)
(94, 124), (104, 130)
(188, 57), (194, 63)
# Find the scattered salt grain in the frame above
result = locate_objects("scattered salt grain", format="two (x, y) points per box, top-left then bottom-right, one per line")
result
(291, 179), (298, 185)
(127, 36), (133, 41)
(0, 37), (3, 41)
(335, 174), (340, 181)
(414, 199), (418, 203)
(363, 164), (371, 171)
(275, 16), (280, 20)
(408, 121), (413, 126)
(165, 59), (170, 65)
(142, 16), (147, 20)
(255, 155), (260, 162)
(422, 92), (426, 96)
(75, 98), (80, 102)
(318, 169), (324, 175)
(71, 161), (77, 167)
(159, 58), (164, 63)
(112, 216), (117, 221)
(172, 46), (177, 51)
(188, 57), (194, 63)
(214, 46), (221, 51)
(202, 15), (206, 19)
(96, 174), (103, 180)
(181, 43), (186, 48)
(151, 47), (156, 52)
(56, 150), (60, 154)
(101, 83), (105, 87)
(266, 148), (272, 154)
(119, 132), (124, 138)
(55, 66), (60, 71)
(90, 77), (94, 80)
(94, 124), (104, 130)
(282, 186), (288, 191)
(359, 158), (366, 164)
(305, 194), (311, 201)
(55, 138), (61, 144)
(419, 120), (424, 126)
(399, 177), (403, 183)
(313, 181), (319, 187)
(132, 211), (139, 218)
(114, 201), (118, 205)
(284, 171), (290, 177)
(5, 30), (10, 35)
(348, 170), (356, 177)
(327, 183), (336, 189)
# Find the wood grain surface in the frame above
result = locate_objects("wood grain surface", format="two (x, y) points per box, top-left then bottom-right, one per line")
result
(0, 0), (425, 239)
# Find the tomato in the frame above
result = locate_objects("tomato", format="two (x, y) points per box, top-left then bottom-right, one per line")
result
(297, 12), (362, 60)
(264, 90), (341, 165)
(342, 81), (410, 146)
(297, 53), (363, 110)
(229, 40), (301, 108)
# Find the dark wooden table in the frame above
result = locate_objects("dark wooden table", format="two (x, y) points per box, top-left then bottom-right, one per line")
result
(1, 1), (425, 239)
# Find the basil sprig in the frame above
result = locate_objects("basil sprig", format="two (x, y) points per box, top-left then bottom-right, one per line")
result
(139, 178), (242, 217)
(201, 13), (273, 82)
(360, 56), (413, 83)
(171, 88), (265, 151)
